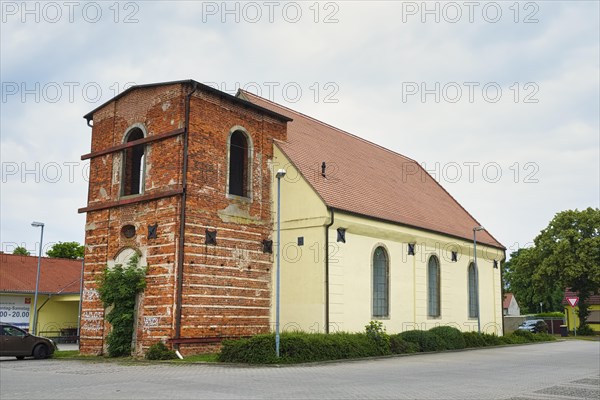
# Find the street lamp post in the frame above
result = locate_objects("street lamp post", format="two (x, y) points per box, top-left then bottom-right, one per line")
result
(473, 226), (484, 334)
(275, 169), (286, 358)
(31, 221), (45, 335)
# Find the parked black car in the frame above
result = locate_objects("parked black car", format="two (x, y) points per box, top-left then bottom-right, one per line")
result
(517, 319), (548, 333)
(0, 323), (56, 359)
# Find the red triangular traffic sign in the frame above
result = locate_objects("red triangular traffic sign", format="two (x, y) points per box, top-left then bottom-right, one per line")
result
(566, 297), (579, 307)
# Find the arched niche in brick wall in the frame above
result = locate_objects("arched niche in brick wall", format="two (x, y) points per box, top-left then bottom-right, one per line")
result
(107, 246), (147, 270)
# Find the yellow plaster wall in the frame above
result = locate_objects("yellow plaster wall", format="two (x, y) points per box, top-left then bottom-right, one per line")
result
(270, 146), (329, 332)
(0, 293), (79, 335)
(564, 304), (600, 332)
(271, 146), (505, 335)
(329, 212), (504, 334)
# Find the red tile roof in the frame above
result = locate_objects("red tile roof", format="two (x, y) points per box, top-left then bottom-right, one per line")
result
(0, 254), (82, 294)
(503, 293), (514, 309)
(239, 90), (504, 249)
(563, 290), (600, 305)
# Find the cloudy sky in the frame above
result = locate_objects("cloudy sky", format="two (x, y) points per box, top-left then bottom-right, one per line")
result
(1, 1), (598, 258)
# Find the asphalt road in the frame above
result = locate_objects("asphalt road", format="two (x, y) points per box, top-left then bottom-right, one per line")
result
(1, 340), (598, 399)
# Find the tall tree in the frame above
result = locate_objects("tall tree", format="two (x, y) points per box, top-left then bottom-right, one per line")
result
(12, 246), (30, 256)
(46, 242), (84, 259)
(503, 248), (563, 313)
(533, 208), (600, 327)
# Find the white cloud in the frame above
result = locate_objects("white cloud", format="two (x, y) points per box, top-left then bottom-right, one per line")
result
(1, 1), (598, 257)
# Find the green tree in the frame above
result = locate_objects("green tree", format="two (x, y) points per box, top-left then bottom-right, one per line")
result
(46, 241), (84, 259)
(533, 208), (600, 328)
(503, 248), (564, 313)
(12, 246), (30, 256)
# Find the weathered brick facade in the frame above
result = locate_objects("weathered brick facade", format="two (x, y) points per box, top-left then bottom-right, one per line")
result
(79, 81), (289, 355)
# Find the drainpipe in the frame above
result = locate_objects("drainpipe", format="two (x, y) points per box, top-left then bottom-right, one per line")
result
(499, 249), (506, 335)
(324, 208), (334, 334)
(174, 81), (199, 349)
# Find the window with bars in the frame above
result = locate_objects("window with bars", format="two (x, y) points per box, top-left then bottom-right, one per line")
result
(428, 255), (441, 317)
(468, 262), (478, 318)
(372, 246), (389, 318)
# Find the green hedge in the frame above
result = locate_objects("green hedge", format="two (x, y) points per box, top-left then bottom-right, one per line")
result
(462, 332), (487, 347)
(389, 335), (420, 354)
(397, 330), (447, 352)
(533, 312), (564, 318)
(218, 324), (556, 364)
(219, 332), (389, 364)
(429, 326), (466, 350)
(460, 330), (556, 347)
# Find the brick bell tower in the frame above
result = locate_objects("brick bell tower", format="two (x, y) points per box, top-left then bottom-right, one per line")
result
(78, 80), (290, 355)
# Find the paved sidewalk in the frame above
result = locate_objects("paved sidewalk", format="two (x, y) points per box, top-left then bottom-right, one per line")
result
(1, 340), (598, 399)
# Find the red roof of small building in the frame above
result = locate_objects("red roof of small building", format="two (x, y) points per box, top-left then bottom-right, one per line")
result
(563, 290), (600, 305)
(0, 254), (82, 294)
(239, 90), (504, 249)
(503, 293), (515, 309)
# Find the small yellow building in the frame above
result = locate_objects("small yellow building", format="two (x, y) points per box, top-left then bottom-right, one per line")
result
(0, 253), (82, 338)
(564, 291), (600, 333)
(239, 91), (506, 335)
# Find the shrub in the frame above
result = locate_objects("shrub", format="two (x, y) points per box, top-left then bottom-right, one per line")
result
(219, 335), (276, 364)
(365, 321), (391, 354)
(512, 329), (535, 341)
(145, 342), (177, 360)
(504, 333), (528, 344)
(462, 332), (487, 347)
(218, 332), (389, 364)
(429, 326), (466, 350)
(531, 332), (556, 342)
(577, 324), (595, 336)
(389, 335), (420, 354)
(398, 330), (447, 352)
(480, 333), (504, 346)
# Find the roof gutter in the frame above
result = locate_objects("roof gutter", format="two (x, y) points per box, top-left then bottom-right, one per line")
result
(324, 208), (335, 334)
(174, 82), (199, 349)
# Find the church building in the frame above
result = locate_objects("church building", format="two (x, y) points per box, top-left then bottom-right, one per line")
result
(78, 80), (505, 355)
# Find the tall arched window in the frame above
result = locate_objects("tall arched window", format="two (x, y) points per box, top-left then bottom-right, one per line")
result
(122, 127), (145, 196)
(468, 262), (478, 318)
(228, 130), (249, 197)
(372, 246), (389, 318)
(428, 255), (441, 317)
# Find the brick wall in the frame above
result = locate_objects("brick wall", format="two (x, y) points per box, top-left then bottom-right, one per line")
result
(80, 82), (288, 356)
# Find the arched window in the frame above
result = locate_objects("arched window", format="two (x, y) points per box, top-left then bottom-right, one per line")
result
(468, 262), (478, 318)
(372, 246), (389, 318)
(122, 127), (145, 196)
(228, 130), (249, 197)
(428, 255), (441, 317)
